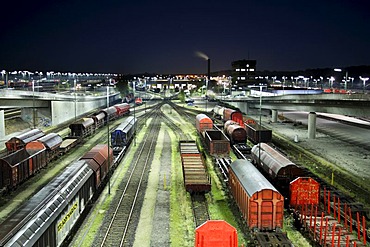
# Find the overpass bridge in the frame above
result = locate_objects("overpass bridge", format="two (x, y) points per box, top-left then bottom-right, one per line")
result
(0, 89), (121, 138)
(223, 93), (370, 139)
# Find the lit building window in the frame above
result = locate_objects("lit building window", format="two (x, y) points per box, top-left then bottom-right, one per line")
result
(236, 68), (240, 71)
(241, 77), (246, 80)
(241, 68), (245, 71)
(246, 64), (249, 67)
(249, 68), (255, 71)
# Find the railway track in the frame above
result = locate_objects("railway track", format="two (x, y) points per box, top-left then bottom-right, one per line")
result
(98, 105), (162, 247)
(191, 194), (210, 227)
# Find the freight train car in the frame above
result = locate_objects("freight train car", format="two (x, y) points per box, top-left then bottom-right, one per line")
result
(224, 120), (247, 144)
(251, 143), (304, 189)
(179, 140), (211, 193)
(204, 130), (230, 157)
(0, 146), (47, 190)
(228, 159), (284, 231)
(25, 133), (63, 162)
(5, 128), (45, 153)
(0, 144), (111, 247)
(114, 103), (130, 117)
(195, 113), (213, 134)
(69, 118), (95, 137)
(245, 123), (272, 144)
(223, 108), (244, 126)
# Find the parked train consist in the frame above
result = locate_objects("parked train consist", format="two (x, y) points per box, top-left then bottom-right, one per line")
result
(228, 159), (284, 231)
(0, 103), (131, 192)
(0, 145), (113, 247)
(213, 105), (272, 144)
(195, 114), (230, 157)
(111, 116), (137, 155)
(179, 140), (211, 193)
(69, 103), (130, 138)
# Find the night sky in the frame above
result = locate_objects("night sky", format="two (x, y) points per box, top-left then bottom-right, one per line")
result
(1, 0), (370, 74)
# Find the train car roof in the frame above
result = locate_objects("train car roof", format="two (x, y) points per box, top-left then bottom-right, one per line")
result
(114, 117), (137, 132)
(229, 159), (279, 197)
(69, 118), (95, 128)
(196, 113), (213, 123)
(251, 143), (298, 174)
(0, 161), (92, 246)
(34, 133), (63, 150)
(80, 144), (111, 166)
(100, 106), (117, 116)
(114, 103), (130, 108)
(0, 148), (45, 167)
(6, 129), (44, 145)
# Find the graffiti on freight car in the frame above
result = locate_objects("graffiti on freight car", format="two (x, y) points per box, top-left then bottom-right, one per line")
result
(57, 203), (78, 231)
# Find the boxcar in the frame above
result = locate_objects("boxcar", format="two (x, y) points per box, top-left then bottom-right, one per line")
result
(245, 123), (272, 144)
(0, 160), (95, 247)
(228, 159), (284, 231)
(80, 144), (113, 189)
(69, 117), (95, 137)
(224, 120), (247, 144)
(251, 143), (303, 186)
(26, 133), (63, 162)
(204, 130), (230, 156)
(5, 128), (45, 153)
(195, 114), (213, 134)
(179, 141), (211, 193)
(0, 148), (47, 190)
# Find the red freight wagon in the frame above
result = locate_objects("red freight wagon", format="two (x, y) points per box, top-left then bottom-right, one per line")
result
(195, 220), (238, 247)
(80, 144), (113, 189)
(229, 159), (284, 231)
(5, 128), (45, 153)
(223, 108), (244, 126)
(114, 103), (130, 117)
(290, 177), (320, 207)
(195, 114), (213, 134)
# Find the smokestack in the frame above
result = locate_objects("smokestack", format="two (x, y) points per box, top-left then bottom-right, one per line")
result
(207, 58), (210, 84)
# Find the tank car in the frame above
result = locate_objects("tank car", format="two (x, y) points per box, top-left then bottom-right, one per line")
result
(224, 120), (247, 144)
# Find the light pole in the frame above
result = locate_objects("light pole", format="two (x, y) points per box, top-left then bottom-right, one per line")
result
(32, 81), (36, 128)
(107, 86), (111, 195)
(74, 79), (77, 121)
(360, 76), (369, 93)
(334, 68), (348, 90)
